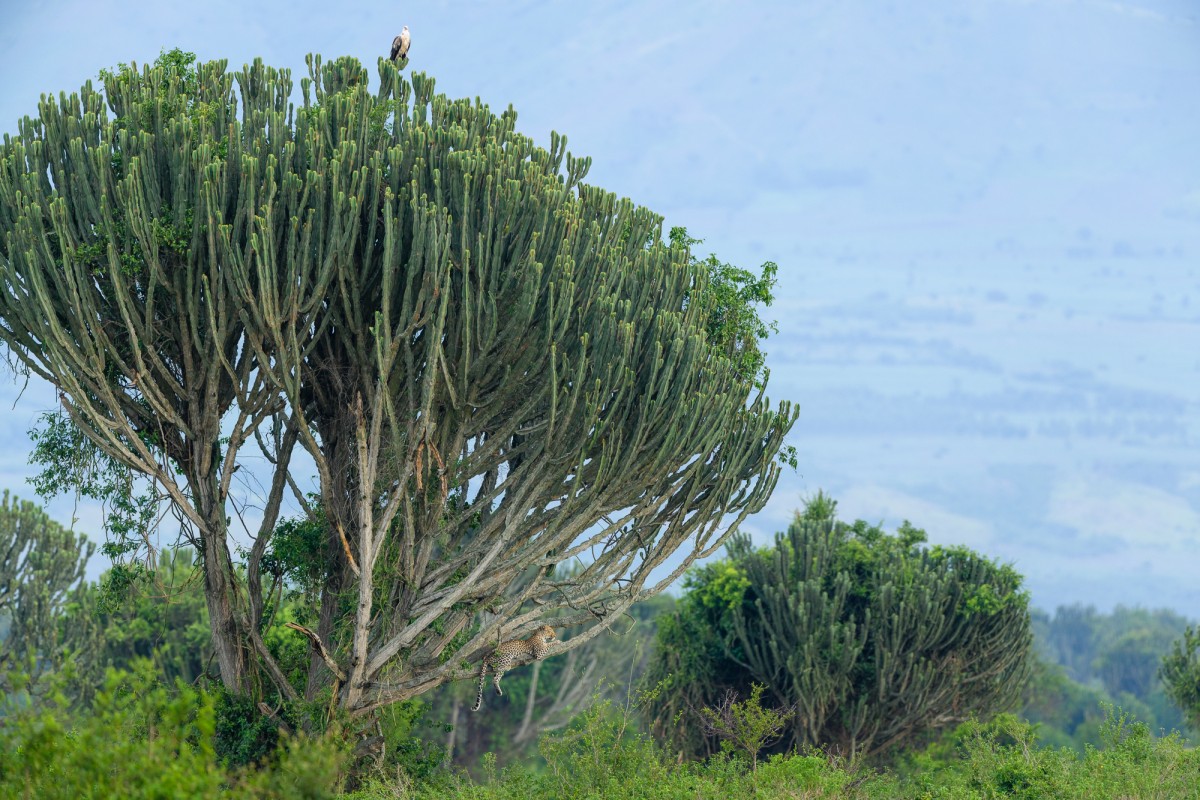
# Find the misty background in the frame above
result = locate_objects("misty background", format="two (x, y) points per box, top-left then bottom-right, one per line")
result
(1, 0), (1197, 616)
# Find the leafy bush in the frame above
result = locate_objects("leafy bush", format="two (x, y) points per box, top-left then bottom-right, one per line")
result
(1016, 658), (1112, 751)
(346, 687), (888, 800)
(214, 688), (291, 769)
(698, 683), (795, 772)
(0, 662), (347, 799)
(901, 707), (1200, 800)
(5, 661), (1195, 799)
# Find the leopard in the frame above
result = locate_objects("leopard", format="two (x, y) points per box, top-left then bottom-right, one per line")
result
(472, 624), (556, 711)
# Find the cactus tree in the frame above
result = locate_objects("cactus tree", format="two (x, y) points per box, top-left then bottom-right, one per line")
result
(647, 494), (1031, 761)
(0, 493), (92, 689)
(0, 51), (795, 714)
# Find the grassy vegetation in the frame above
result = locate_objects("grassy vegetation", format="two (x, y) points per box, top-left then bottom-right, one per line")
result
(0, 664), (345, 799)
(3, 667), (1197, 799)
(349, 705), (1198, 800)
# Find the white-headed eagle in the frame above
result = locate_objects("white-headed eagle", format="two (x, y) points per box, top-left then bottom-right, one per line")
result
(391, 26), (411, 62)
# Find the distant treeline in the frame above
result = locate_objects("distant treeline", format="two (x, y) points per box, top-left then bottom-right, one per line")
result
(1022, 604), (1195, 748)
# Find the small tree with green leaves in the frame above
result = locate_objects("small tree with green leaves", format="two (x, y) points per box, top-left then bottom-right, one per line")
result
(645, 493), (1032, 762)
(698, 683), (796, 773)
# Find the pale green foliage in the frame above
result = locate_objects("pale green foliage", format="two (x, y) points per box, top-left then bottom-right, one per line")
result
(538, 695), (663, 793)
(3, 657), (1196, 799)
(28, 409), (159, 600)
(343, 702), (1200, 799)
(666, 226), (778, 386)
(697, 683), (795, 772)
(901, 708), (1200, 800)
(0, 662), (348, 799)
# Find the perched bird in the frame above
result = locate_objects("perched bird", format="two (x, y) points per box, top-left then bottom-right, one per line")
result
(391, 26), (411, 62)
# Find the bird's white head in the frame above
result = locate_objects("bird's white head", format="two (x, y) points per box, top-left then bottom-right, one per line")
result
(403, 25), (409, 32)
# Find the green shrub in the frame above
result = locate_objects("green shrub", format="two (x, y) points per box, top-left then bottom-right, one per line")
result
(697, 683), (795, 772)
(898, 707), (1200, 800)
(214, 688), (289, 769)
(539, 700), (666, 793)
(0, 661), (347, 799)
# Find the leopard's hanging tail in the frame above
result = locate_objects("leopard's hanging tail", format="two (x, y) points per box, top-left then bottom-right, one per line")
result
(472, 661), (489, 711)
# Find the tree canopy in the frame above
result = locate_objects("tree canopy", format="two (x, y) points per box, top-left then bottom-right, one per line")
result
(0, 49), (795, 719)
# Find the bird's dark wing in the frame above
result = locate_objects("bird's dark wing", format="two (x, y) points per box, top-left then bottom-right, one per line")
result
(390, 35), (403, 61)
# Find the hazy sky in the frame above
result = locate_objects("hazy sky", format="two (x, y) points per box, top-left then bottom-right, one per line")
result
(2, 0), (1199, 615)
